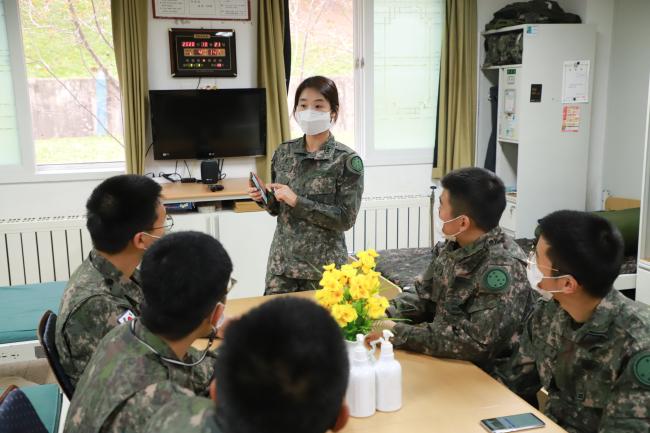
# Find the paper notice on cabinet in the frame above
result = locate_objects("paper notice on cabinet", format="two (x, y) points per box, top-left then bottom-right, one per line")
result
(561, 105), (580, 132)
(562, 61), (590, 103)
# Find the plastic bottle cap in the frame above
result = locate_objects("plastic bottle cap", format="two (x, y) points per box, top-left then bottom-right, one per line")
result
(353, 333), (369, 363)
(380, 329), (394, 359)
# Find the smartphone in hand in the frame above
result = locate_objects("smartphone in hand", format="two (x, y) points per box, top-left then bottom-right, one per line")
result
(249, 172), (269, 205)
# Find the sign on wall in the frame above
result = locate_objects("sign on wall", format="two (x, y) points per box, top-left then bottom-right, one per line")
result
(169, 28), (237, 77)
(153, 0), (250, 21)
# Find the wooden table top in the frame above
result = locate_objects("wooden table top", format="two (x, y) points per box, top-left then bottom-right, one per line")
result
(198, 291), (566, 433)
(160, 178), (250, 203)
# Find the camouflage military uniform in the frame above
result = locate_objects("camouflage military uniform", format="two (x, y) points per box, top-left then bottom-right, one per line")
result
(56, 249), (144, 386)
(144, 396), (222, 433)
(55, 249), (214, 392)
(387, 227), (535, 375)
(64, 320), (212, 433)
(495, 289), (650, 433)
(260, 135), (364, 295)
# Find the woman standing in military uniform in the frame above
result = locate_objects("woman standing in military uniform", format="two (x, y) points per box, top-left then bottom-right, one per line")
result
(249, 76), (364, 294)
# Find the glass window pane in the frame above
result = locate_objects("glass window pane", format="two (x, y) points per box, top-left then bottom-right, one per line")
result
(19, 0), (124, 165)
(0, 0), (21, 166)
(288, 0), (355, 149)
(373, 0), (443, 151)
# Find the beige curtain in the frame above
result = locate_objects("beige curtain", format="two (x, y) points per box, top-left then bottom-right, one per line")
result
(111, 0), (148, 175)
(256, 0), (291, 182)
(432, 0), (477, 179)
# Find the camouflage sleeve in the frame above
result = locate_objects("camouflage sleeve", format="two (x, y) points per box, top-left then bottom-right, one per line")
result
(61, 296), (131, 385)
(493, 311), (542, 402)
(598, 350), (650, 432)
(257, 152), (281, 216)
(290, 157), (364, 231)
(386, 257), (438, 323)
(391, 261), (535, 367)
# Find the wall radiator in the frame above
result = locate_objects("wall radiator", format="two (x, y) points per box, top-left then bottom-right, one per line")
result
(345, 194), (432, 254)
(0, 194), (432, 286)
(0, 216), (90, 286)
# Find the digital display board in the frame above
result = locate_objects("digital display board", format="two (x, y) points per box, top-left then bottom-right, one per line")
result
(169, 28), (237, 77)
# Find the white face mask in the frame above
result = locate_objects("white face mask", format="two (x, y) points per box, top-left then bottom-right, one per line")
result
(526, 261), (568, 301)
(296, 109), (332, 136)
(434, 215), (463, 242)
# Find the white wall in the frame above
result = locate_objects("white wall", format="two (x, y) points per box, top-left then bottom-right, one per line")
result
(145, 0), (433, 198)
(602, 0), (650, 200)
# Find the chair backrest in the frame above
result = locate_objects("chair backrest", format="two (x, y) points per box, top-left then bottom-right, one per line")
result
(0, 386), (49, 433)
(37, 311), (75, 400)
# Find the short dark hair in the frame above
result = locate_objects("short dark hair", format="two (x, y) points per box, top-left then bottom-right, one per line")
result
(215, 298), (349, 433)
(441, 167), (506, 231)
(86, 175), (162, 254)
(140, 231), (232, 340)
(293, 76), (340, 122)
(537, 210), (624, 298)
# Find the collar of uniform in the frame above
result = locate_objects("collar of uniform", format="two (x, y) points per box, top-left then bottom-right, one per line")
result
(447, 226), (504, 262)
(89, 249), (125, 287)
(291, 134), (337, 160)
(573, 288), (621, 341)
(133, 319), (184, 362)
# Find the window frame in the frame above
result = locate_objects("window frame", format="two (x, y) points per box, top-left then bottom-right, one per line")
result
(0, 0), (124, 184)
(355, 0), (439, 167)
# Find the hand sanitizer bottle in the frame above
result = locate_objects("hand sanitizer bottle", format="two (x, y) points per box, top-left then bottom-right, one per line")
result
(346, 334), (376, 417)
(375, 329), (402, 412)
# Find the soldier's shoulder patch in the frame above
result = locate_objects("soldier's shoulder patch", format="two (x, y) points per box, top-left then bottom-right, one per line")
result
(481, 267), (510, 293)
(346, 155), (364, 175)
(631, 351), (650, 388)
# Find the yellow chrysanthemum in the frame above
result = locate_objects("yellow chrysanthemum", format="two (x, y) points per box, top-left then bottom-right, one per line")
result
(323, 263), (336, 271)
(349, 275), (371, 300)
(366, 296), (389, 319)
(319, 272), (342, 292)
(315, 286), (344, 308)
(332, 303), (358, 327)
(366, 249), (379, 258)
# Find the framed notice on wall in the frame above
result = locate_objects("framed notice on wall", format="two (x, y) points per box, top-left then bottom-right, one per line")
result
(169, 28), (237, 77)
(153, 0), (250, 21)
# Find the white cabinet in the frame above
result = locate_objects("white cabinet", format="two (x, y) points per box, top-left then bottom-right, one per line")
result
(170, 213), (213, 234)
(477, 24), (596, 238)
(216, 211), (276, 299)
(167, 209), (276, 299)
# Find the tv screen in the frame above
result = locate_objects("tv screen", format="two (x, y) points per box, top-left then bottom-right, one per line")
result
(150, 89), (266, 159)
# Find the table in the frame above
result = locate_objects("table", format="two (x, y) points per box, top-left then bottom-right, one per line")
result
(160, 178), (250, 204)
(204, 292), (567, 433)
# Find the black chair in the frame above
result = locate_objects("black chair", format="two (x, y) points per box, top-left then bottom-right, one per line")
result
(37, 311), (75, 400)
(0, 385), (49, 433)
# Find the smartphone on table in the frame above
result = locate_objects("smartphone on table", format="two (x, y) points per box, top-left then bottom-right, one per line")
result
(480, 413), (545, 433)
(249, 172), (269, 205)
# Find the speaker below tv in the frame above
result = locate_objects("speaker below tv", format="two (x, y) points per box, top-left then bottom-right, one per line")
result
(149, 89), (267, 160)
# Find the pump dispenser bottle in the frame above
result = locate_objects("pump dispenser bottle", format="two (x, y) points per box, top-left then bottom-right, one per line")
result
(346, 334), (376, 417)
(375, 329), (402, 412)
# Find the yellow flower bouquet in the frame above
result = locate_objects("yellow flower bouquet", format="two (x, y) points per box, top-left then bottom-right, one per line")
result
(315, 249), (390, 341)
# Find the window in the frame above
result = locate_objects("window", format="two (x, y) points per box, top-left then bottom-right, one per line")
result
(0, 0), (21, 166)
(0, 0), (124, 181)
(288, 0), (443, 165)
(19, 0), (124, 167)
(288, 0), (355, 149)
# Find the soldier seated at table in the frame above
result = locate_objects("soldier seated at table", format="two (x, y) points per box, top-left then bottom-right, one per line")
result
(495, 210), (650, 433)
(56, 174), (164, 387)
(372, 167), (534, 376)
(144, 297), (350, 433)
(64, 231), (233, 433)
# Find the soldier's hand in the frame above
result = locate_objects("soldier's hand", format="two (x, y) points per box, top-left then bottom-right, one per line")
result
(248, 186), (264, 203)
(364, 331), (382, 350)
(268, 183), (297, 207)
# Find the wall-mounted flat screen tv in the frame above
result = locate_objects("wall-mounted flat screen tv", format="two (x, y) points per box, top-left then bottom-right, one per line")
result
(150, 88), (266, 159)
